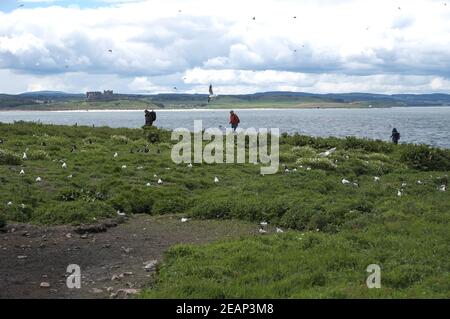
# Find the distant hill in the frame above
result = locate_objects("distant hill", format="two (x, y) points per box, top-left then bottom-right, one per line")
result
(19, 91), (84, 97)
(1, 91), (450, 110)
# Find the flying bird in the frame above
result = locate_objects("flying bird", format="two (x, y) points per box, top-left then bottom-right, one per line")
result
(252, 17), (256, 20)
(208, 84), (217, 103)
(108, 49), (113, 53)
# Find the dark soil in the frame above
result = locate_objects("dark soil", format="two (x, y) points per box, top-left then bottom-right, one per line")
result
(0, 215), (258, 299)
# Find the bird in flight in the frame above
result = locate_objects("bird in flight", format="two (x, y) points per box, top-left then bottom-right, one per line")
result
(18, 4), (24, 8)
(252, 17), (256, 20)
(108, 49), (113, 53)
(208, 84), (217, 103)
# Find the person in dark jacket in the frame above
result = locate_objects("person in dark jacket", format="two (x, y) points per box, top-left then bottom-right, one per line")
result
(391, 128), (400, 144)
(229, 111), (240, 131)
(145, 109), (156, 126)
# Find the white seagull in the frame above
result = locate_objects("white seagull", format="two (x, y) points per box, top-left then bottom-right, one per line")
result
(181, 218), (190, 223)
(36, 177), (42, 182)
(113, 152), (118, 158)
(276, 227), (284, 233)
(319, 147), (336, 157)
(121, 165), (127, 169)
(22, 153), (27, 160)
(397, 189), (403, 197)
(158, 179), (163, 184)
(259, 228), (267, 234)
(374, 176), (380, 182)
(146, 182), (151, 187)
(7, 202), (13, 206)
(19, 169), (25, 176)
(214, 176), (219, 183)
(207, 84), (217, 103)
(62, 162), (67, 169)
(187, 163), (193, 168)
(341, 179), (351, 185)
(439, 185), (446, 192)
(117, 210), (126, 217)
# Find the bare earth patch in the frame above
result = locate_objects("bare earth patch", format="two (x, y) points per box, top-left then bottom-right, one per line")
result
(0, 215), (258, 299)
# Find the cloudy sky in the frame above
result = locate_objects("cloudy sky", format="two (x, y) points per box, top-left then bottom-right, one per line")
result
(1, 0), (450, 94)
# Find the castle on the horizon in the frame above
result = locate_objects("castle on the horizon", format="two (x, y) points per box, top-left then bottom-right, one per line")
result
(86, 90), (114, 101)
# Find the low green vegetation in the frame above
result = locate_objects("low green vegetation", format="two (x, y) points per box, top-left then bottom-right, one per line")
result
(0, 122), (449, 297)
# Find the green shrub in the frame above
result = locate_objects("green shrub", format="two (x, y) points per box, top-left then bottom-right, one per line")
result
(110, 135), (130, 144)
(1, 204), (34, 223)
(344, 137), (393, 153)
(144, 126), (162, 144)
(400, 144), (450, 171)
(296, 157), (337, 171)
(32, 201), (114, 225)
(29, 150), (49, 160)
(0, 149), (22, 165)
(291, 146), (317, 158)
(110, 188), (155, 214)
(153, 197), (188, 214)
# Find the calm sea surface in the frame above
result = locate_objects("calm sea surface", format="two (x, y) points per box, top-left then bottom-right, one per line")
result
(1, 107), (449, 148)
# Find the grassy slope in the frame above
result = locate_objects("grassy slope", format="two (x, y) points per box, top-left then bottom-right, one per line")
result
(0, 122), (449, 298)
(2, 97), (370, 110)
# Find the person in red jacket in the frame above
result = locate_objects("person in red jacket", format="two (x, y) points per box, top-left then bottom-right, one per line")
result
(229, 110), (240, 131)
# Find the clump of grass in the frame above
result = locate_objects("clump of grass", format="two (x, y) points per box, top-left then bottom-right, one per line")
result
(32, 201), (115, 225)
(28, 150), (49, 160)
(291, 145), (317, 158)
(0, 149), (22, 165)
(296, 157), (337, 171)
(400, 144), (450, 171)
(110, 135), (130, 144)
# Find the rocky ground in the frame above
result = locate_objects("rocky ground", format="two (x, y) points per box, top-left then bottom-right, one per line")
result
(0, 214), (258, 299)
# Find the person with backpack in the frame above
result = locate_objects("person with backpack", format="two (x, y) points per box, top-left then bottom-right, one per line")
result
(229, 111), (240, 132)
(144, 109), (157, 126)
(391, 128), (400, 144)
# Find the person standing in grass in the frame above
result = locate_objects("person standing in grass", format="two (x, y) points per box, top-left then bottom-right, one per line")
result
(145, 109), (157, 126)
(229, 111), (240, 132)
(391, 128), (400, 144)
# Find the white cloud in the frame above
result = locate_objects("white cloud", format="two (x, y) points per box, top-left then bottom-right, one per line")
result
(1, 0), (450, 94)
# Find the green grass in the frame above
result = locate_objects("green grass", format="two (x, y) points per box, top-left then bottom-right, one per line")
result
(0, 122), (449, 298)
(4, 97), (372, 110)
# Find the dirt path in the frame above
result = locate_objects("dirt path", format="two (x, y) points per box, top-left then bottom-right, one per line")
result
(0, 215), (258, 299)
